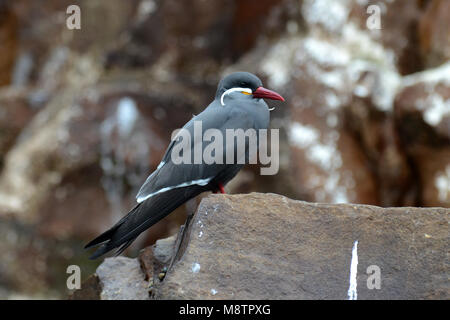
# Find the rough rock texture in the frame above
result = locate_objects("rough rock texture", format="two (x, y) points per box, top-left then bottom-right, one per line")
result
(0, 88), (36, 165)
(418, 0), (450, 68)
(0, 2), (17, 86)
(67, 275), (101, 300)
(395, 64), (450, 207)
(96, 257), (149, 300)
(70, 233), (177, 300)
(74, 194), (449, 300)
(157, 194), (449, 300)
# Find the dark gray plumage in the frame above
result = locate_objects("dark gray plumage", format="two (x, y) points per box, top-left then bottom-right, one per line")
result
(85, 72), (284, 259)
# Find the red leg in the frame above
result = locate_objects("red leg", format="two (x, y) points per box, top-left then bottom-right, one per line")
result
(218, 183), (226, 194)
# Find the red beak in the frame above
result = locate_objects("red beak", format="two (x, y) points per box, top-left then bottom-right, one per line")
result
(253, 87), (285, 102)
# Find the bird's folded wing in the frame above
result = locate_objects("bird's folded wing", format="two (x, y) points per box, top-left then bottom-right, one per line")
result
(135, 106), (255, 203)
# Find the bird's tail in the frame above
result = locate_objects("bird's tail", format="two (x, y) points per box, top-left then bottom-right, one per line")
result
(84, 185), (207, 259)
(84, 204), (142, 259)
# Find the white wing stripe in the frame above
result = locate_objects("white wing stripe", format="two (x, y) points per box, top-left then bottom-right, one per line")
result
(156, 161), (165, 170)
(136, 177), (213, 203)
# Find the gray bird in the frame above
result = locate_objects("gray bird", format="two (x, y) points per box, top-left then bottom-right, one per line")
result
(85, 72), (285, 259)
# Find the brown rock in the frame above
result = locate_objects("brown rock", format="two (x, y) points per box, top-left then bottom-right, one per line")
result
(395, 64), (450, 207)
(80, 234), (179, 300)
(0, 2), (17, 86)
(281, 33), (382, 205)
(348, 0), (423, 75)
(419, 0), (450, 68)
(345, 96), (414, 207)
(155, 193), (449, 300)
(96, 256), (149, 300)
(68, 274), (101, 300)
(0, 81), (199, 221)
(0, 88), (36, 165)
(139, 234), (177, 284)
(138, 247), (154, 282)
(396, 65), (450, 140)
(289, 114), (378, 204)
(414, 148), (450, 207)
(230, 0), (284, 59)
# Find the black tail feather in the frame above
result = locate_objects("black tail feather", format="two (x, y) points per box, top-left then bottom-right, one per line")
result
(84, 225), (121, 250)
(84, 203), (141, 250)
(88, 243), (109, 260)
(114, 239), (136, 257)
(85, 185), (206, 259)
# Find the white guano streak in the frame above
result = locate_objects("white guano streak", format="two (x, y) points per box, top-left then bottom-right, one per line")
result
(347, 240), (359, 300)
(220, 87), (252, 106)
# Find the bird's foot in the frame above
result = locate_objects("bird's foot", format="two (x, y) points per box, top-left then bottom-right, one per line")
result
(218, 183), (226, 194)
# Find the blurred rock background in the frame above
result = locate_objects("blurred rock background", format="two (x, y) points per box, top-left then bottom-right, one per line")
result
(0, 0), (448, 298)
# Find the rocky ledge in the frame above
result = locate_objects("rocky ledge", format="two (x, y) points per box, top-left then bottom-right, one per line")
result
(70, 193), (448, 300)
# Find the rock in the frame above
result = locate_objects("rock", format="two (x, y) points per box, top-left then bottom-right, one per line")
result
(414, 148), (450, 207)
(419, 0), (450, 68)
(139, 234), (177, 286)
(299, 0), (424, 75)
(138, 247), (155, 282)
(230, 0), (286, 59)
(106, 0), (289, 75)
(0, 88), (36, 166)
(348, 0), (423, 75)
(152, 235), (177, 267)
(0, 2), (17, 86)
(396, 62), (450, 140)
(288, 116), (378, 204)
(96, 257), (149, 300)
(344, 106), (414, 206)
(153, 193), (448, 300)
(0, 81), (199, 225)
(76, 232), (178, 300)
(75, 193), (448, 300)
(0, 55), (102, 222)
(263, 27), (399, 204)
(68, 274), (101, 300)
(395, 63), (450, 207)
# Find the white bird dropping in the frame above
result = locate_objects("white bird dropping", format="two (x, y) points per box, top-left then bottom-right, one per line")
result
(347, 240), (358, 300)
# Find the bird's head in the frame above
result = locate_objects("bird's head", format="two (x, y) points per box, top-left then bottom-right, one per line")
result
(216, 72), (285, 106)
